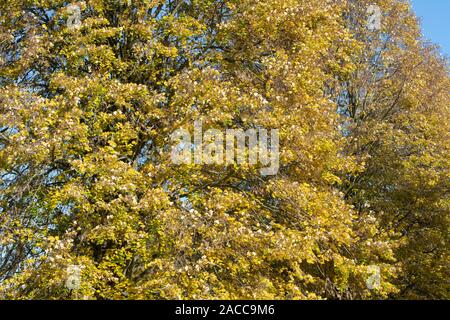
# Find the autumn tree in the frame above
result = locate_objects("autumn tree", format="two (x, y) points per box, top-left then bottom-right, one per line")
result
(0, 0), (447, 300)
(335, 0), (449, 299)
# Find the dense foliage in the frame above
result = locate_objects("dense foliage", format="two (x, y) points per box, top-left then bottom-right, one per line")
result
(0, 0), (448, 299)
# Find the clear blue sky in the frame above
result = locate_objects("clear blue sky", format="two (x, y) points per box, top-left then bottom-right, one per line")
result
(411, 0), (450, 56)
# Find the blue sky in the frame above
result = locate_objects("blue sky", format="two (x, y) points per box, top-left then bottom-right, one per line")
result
(411, 0), (450, 56)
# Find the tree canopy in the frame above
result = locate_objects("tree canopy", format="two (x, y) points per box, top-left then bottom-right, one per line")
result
(0, 0), (448, 299)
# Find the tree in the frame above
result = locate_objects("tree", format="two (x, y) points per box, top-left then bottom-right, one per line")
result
(0, 0), (447, 300)
(335, 0), (450, 299)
